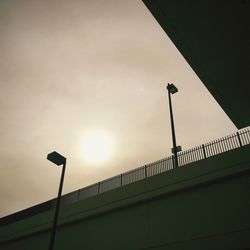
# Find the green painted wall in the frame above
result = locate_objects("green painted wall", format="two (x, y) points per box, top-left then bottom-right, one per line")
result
(1, 145), (250, 249)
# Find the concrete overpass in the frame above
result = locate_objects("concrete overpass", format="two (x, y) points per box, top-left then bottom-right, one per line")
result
(0, 130), (250, 249)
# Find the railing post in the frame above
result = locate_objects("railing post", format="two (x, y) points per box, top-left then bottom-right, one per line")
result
(202, 144), (207, 159)
(120, 174), (123, 187)
(236, 132), (243, 147)
(145, 165), (147, 178)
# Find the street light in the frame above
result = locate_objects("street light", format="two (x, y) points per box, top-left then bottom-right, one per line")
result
(47, 151), (67, 250)
(167, 83), (180, 168)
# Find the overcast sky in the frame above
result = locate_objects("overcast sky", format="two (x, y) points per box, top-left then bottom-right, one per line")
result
(0, 0), (237, 217)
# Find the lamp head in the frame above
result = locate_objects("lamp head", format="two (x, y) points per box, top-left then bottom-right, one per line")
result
(167, 83), (178, 94)
(47, 151), (66, 166)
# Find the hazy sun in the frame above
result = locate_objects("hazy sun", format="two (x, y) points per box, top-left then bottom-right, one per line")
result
(81, 131), (113, 165)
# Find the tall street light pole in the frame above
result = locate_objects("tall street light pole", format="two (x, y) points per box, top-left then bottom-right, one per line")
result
(47, 151), (67, 250)
(167, 83), (179, 168)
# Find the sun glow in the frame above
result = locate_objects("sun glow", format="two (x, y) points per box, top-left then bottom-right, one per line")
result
(81, 131), (113, 165)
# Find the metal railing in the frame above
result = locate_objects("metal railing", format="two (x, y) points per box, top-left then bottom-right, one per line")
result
(1, 128), (249, 225)
(60, 128), (250, 205)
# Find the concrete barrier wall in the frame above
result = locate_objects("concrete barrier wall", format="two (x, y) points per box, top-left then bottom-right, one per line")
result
(1, 145), (250, 250)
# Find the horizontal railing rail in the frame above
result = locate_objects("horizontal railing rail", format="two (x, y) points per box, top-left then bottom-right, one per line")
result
(1, 128), (249, 226)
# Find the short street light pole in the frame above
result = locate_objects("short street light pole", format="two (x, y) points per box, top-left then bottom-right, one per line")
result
(47, 151), (67, 250)
(167, 83), (179, 168)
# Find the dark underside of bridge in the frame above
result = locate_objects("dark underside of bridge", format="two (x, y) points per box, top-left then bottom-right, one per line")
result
(143, 0), (250, 128)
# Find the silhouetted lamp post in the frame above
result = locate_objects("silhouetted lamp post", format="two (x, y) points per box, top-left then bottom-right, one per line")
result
(47, 151), (67, 250)
(167, 83), (180, 168)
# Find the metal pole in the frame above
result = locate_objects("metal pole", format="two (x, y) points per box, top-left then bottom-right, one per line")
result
(202, 144), (207, 159)
(236, 132), (243, 147)
(48, 161), (66, 250)
(168, 88), (178, 168)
